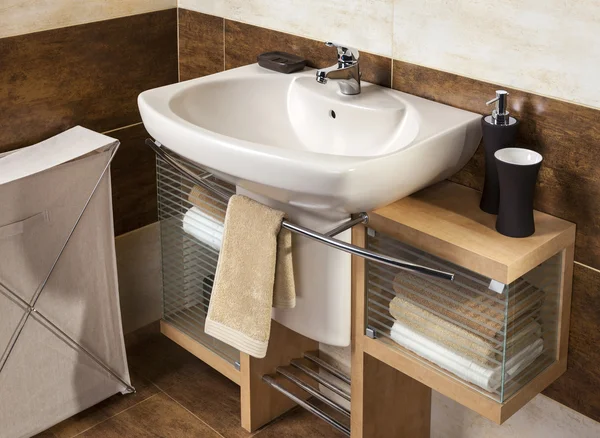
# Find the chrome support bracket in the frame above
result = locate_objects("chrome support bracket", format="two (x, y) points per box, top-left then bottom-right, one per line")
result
(366, 327), (377, 339)
(324, 213), (369, 237)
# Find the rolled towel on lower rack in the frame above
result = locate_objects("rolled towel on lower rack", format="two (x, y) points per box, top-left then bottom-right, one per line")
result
(182, 206), (224, 251)
(390, 320), (544, 392)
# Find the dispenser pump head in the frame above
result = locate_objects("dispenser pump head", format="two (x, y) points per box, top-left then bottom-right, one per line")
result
(486, 90), (511, 125)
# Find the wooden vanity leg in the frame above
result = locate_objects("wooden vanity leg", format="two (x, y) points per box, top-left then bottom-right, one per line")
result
(240, 320), (318, 432)
(351, 225), (431, 438)
(361, 354), (432, 438)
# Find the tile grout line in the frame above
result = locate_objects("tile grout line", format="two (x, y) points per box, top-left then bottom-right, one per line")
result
(177, 6), (181, 82)
(575, 260), (600, 274)
(390, 0), (395, 89)
(152, 383), (229, 438)
(67, 393), (161, 438)
(101, 122), (143, 135)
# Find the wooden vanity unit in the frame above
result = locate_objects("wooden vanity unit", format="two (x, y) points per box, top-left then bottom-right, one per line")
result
(156, 149), (576, 438)
(351, 181), (575, 437)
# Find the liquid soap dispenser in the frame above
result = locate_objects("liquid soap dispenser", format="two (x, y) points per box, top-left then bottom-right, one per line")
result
(479, 90), (519, 214)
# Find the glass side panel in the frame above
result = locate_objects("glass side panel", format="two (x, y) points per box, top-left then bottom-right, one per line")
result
(156, 155), (240, 366)
(366, 230), (562, 402)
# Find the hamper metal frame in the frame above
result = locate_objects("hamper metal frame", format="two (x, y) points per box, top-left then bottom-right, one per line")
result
(0, 143), (135, 394)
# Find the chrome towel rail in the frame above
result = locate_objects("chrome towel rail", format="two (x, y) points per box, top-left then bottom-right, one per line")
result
(146, 139), (454, 281)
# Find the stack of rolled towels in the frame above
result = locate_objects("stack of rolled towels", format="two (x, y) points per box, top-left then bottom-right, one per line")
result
(388, 272), (545, 392)
(182, 184), (231, 250)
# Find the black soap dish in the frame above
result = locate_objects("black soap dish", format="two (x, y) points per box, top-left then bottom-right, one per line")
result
(257, 51), (307, 74)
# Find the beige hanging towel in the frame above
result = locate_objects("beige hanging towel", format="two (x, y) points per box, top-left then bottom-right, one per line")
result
(205, 194), (295, 358)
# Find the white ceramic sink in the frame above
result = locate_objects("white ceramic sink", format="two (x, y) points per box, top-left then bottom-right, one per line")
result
(139, 64), (482, 214)
(138, 63), (482, 347)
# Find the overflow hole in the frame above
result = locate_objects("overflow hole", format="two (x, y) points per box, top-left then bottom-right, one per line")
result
(329, 110), (336, 119)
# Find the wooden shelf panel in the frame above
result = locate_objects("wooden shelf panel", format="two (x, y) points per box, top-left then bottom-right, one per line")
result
(369, 181), (575, 283)
(362, 335), (566, 424)
(161, 320), (241, 385)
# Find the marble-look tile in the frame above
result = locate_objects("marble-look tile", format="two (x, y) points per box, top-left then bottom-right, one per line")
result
(392, 0), (600, 109)
(116, 223), (163, 334)
(225, 20), (392, 88)
(180, 0), (394, 57)
(431, 392), (600, 438)
(0, 0), (176, 38)
(76, 393), (221, 438)
(179, 9), (225, 81)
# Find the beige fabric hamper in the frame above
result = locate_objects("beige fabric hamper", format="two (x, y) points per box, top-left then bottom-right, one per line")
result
(0, 127), (132, 438)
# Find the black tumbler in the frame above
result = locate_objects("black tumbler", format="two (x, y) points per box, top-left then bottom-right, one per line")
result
(479, 117), (520, 214)
(495, 148), (543, 238)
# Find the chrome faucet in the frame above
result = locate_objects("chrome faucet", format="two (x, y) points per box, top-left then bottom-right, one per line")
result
(316, 42), (361, 95)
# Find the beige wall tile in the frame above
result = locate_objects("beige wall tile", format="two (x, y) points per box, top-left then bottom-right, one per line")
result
(180, 0), (393, 57)
(432, 392), (600, 438)
(0, 0), (176, 38)
(116, 222), (162, 334)
(392, 0), (600, 109)
(179, 0), (598, 107)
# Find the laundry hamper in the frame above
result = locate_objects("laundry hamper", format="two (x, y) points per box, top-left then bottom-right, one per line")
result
(0, 127), (133, 438)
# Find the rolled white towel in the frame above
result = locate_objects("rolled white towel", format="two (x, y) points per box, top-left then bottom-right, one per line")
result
(182, 206), (224, 251)
(390, 320), (543, 392)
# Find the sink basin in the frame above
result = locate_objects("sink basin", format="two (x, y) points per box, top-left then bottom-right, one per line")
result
(139, 64), (482, 347)
(139, 64), (482, 214)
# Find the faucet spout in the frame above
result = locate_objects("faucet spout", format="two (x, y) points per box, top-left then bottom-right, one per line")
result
(315, 42), (361, 95)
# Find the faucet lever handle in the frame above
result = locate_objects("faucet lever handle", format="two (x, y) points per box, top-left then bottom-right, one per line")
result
(325, 41), (360, 64)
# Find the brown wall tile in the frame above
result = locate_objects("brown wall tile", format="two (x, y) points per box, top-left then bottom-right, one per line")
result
(392, 60), (600, 421)
(109, 124), (158, 236)
(0, 9), (178, 153)
(224, 20), (391, 88)
(178, 9), (224, 81)
(392, 60), (600, 270)
(543, 264), (600, 422)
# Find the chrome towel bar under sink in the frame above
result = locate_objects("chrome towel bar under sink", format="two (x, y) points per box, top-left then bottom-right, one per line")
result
(146, 138), (454, 281)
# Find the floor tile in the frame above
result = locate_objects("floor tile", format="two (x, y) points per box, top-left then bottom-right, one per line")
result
(76, 393), (221, 438)
(126, 330), (250, 438)
(36, 326), (345, 438)
(254, 407), (345, 438)
(47, 371), (159, 438)
(32, 432), (57, 438)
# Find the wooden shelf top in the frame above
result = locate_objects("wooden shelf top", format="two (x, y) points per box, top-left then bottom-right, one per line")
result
(369, 181), (576, 283)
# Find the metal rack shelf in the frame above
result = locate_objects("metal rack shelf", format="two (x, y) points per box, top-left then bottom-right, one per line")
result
(262, 352), (352, 436)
